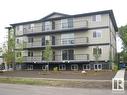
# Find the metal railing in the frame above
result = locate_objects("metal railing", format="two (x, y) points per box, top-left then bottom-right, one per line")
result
(23, 20), (88, 34)
(23, 54), (89, 63)
(25, 37), (89, 48)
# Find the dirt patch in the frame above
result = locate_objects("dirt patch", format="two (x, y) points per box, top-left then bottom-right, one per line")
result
(0, 70), (116, 80)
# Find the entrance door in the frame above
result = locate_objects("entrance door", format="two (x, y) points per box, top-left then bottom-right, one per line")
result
(94, 64), (102, 70)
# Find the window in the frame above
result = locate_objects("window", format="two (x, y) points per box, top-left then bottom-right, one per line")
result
(61, 19), (68, 29)
(42, 36), (45, 46)
(44, 21), (52, 31)
(93, 30), (101, 38)
(16, 39), (19, 44)
(52, 35), (55, 45)
(93, 47), (102, 55)
(28, 24), (34, 29)
(28, 51), (33, 57)
(61, 18), (73, 29)
(94, 64), (102, 70)
(61, 33), (74, 45)
(42, 51), (44, 60)
(59, 64), (66, 70)
(62, 49), (74, 60)
(17, 25), (23, 31)
(28, 37), (33, 43)
(52, 51), (55, 61)
(45, 36), (50, 45)
(83, 64), (90, 70)
(68, 18), (73, 28)
(71, 64), (78, 71)
(92, 15), (101, 22)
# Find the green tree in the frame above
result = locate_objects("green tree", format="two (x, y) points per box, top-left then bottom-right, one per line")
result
(43, 43), (53, 71)
(119, 25), (127, 63)
(3, 27), (15, 70)
(93, 46), (101, 64)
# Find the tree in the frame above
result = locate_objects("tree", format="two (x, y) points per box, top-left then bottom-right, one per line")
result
(43, 43), (53, 71)
(119, 25), (127, 63)
(119, 25), (127, 50)
(3, 27), (15, 70)
(93, 46), (101, 64)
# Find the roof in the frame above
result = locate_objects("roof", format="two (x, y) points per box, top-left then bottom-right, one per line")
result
(10, 10), (118, 31)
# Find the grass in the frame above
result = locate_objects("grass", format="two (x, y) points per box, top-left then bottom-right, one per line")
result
(0, 77), (78, 87)
(0, 77), (112, 89)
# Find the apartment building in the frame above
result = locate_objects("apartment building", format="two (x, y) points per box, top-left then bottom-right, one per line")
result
(10, 10), (118, 70)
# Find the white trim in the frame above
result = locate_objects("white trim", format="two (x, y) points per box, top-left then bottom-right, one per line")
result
(83, 64), (90, 70)
(94, 64), (102, 70)
(71, 64), (78, 71)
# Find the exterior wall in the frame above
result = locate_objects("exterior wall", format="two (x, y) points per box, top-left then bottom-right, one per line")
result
(13, 11), (117, 70)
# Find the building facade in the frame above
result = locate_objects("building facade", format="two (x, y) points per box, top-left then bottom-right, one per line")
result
(10, 10), (118, 71)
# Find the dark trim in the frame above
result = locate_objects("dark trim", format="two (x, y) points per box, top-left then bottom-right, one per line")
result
(23, 27), (88, 36)
(88, 26), (109, 30)
(22, 60), (90, 64)
(23, 43), (110, 50)
(88, 43), (110, 46)
(20, 60), (109, 64)
(40, 12), (70, 20)
(23, 26), (108, 36)
(15, 35), (24, 37)
(10, 10), (118, 31)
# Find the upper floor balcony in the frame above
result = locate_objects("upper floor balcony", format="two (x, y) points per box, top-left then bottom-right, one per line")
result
(24, 37), (89, 49)
(23, 19), (88, 35)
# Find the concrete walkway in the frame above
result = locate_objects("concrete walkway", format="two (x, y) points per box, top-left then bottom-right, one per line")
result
(0, 83), (127, 95)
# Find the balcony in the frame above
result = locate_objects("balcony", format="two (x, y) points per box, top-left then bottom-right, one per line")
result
(23, 54), (89, 63)
(24, 37), (89, 49)
(23, 20), (88, 35)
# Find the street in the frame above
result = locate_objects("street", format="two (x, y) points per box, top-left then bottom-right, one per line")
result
(0, 83), (126, 95)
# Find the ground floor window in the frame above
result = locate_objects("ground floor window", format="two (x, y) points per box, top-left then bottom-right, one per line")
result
(42, 65), (48, 71)
(71, 64), (78, 71)
(94, 64), (102, 70)
(27, 65), (33, 70)
(59, 64), (66, 70)
(83, 64), (90, 70)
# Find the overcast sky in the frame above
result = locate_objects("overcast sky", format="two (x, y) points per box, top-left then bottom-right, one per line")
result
(0, 0), (126, 52)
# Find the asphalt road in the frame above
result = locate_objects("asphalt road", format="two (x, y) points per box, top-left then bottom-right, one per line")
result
(0, 83), (127, 95)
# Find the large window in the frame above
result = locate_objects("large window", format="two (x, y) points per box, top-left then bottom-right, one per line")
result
(92, 15), (101, 22)
(61, 18), (73, 29)
(28, 24), (34, 29)
(17, 25), (23, 31)
(44, 21), (52, 31)
(62, 49), (74, 60)
(61, 33), (74, 45)
(93, 30), (101, 38)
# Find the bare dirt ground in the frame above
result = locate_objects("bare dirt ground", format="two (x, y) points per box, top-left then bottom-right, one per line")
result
(0, 70), (127, 89)
(0, 70), (116, 80)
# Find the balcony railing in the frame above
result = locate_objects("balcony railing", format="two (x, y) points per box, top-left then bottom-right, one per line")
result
(23, 54), (89, 63)
(23, 20), (88, 35)
(25, 37), (89, 48)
